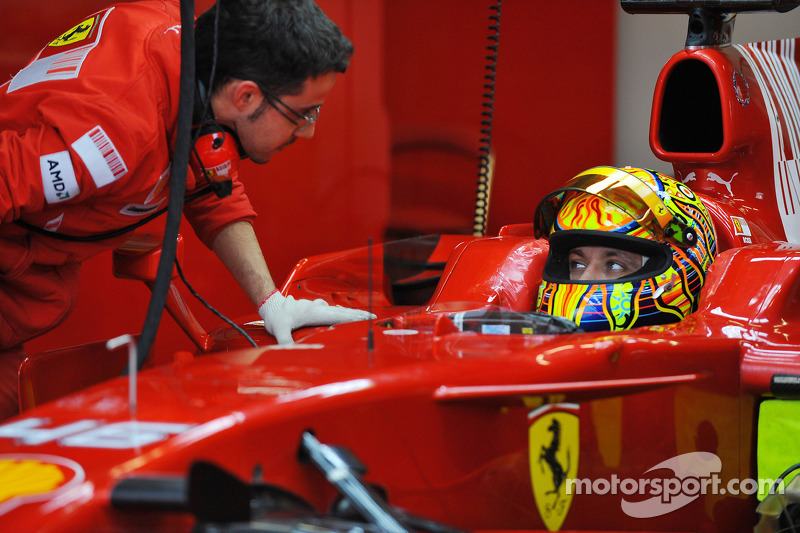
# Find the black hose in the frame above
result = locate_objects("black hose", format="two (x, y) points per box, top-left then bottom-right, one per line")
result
(133, 0), (195, 369)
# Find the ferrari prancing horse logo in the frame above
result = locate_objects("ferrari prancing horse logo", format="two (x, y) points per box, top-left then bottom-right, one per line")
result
(49, 17), (97, 47)
(528, 403), (579, 531)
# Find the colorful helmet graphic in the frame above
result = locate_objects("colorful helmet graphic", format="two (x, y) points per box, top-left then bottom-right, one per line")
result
(533, 166), (717, 332)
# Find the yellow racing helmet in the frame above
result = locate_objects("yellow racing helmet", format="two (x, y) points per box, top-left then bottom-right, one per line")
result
(533, 166), (717, 332)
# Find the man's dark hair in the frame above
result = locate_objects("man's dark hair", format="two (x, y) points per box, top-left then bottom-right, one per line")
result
(195, 0), (354, 97)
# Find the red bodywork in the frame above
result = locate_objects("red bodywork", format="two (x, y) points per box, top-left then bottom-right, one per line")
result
(1, 17), (799, 533)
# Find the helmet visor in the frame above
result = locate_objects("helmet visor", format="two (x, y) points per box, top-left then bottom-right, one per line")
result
(534, 166), (679, 243)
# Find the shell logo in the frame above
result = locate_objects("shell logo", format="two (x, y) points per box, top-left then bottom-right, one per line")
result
(0, 454), (85, 516)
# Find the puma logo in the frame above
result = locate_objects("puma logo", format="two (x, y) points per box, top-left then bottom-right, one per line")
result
(707, 172), (737, 195)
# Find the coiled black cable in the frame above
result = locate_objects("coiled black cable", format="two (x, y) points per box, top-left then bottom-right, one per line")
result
(473, 0), (501, 237)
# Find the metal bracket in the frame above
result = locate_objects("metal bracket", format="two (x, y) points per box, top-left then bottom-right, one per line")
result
(620, 0), (800, 48)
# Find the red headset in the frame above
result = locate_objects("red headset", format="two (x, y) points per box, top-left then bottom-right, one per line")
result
(190, 122), (243, 198)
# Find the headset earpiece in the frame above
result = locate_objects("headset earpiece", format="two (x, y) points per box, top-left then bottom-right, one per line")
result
(190, 123), (241, 198)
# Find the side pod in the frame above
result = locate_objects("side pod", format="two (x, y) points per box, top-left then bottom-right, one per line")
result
(650, 39), (800, 245)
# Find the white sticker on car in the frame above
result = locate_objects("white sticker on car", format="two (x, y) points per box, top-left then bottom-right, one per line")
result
(0, 418), (194, 449)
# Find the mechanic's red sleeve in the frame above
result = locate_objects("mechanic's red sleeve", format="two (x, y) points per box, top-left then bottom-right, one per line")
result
(183, 176), (258, 249)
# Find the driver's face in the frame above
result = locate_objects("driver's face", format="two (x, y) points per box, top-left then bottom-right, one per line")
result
(568, 246), (644, 281)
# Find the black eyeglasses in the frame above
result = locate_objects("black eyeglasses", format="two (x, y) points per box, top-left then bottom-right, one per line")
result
(259, 85), (320, 131)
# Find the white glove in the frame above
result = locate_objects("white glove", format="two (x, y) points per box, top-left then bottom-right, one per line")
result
(258, 290), (376, 344)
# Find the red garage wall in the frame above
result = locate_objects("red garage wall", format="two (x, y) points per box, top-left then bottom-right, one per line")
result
(383, 0), (617, 237)
(1, 0), (615, 358)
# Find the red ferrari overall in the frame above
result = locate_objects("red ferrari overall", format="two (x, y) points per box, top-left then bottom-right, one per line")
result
(0, 0), (256, 417)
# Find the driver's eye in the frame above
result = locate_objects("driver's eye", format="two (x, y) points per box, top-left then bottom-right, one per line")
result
(569, 260), (586, 273)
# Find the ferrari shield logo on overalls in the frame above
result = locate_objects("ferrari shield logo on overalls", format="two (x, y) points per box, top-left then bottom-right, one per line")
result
(528, 403), (579, 531)
(48, 17), (98, 47)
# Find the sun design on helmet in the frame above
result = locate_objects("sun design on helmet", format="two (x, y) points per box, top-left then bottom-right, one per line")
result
(533, 166), (717, 332)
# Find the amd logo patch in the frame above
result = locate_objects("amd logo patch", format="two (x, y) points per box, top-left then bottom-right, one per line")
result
(40, 151), (80, 204)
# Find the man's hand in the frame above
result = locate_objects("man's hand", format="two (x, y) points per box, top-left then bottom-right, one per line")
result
(258, 291), (376, 344)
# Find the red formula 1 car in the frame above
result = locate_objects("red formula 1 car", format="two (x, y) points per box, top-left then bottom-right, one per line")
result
(1, 1), (800, 532)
